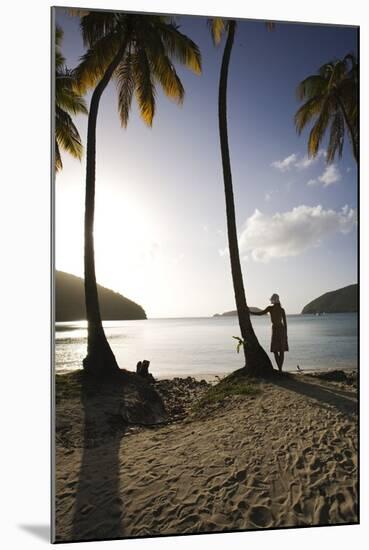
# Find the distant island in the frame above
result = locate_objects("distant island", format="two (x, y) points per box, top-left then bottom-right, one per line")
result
(213, 307), (262, 317)
(55, 271), (147, 321)
(301, 284), (358, 314)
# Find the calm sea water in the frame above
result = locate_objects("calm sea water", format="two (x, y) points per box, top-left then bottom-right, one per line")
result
(55, 314), (358, 379)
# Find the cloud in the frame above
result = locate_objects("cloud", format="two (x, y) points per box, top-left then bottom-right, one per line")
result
(307, 164), (341, 187)
(294, 156), (315, 169)
(295, 150), (326, 169)
(318, 164), (341, 186)
(272, 150), (326, 172)
(271, 153), (298, 171)
(238, 205), (357, 262)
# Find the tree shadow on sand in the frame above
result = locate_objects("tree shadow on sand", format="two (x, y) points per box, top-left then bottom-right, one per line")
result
(270, 373), (358, 416)
(70, 370), (167, 543)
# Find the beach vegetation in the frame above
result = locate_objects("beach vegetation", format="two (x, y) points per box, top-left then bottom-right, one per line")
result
(233, 335), (246, 353)
(194, 376), (260, 411)
(55, 370), (84, 402)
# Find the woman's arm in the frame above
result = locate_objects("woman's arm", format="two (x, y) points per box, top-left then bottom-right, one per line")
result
(249, 306), (271, 316)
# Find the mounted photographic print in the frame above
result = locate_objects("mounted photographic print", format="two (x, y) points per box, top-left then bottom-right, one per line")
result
(52, 5), (359, 543)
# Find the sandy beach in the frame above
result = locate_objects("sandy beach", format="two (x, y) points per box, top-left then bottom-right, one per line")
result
(54, 369), (358, 542)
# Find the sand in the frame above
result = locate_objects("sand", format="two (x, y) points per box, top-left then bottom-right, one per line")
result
(54, 370), (358, 542)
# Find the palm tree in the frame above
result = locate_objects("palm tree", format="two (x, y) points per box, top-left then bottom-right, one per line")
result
(295, 53), (358, 163)
(73, 12), (202, 376)
(55, 26), (87, 171)
(210, 19), (273, 377)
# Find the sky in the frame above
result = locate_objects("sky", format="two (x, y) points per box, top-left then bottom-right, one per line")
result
(54, 9), (358, 317)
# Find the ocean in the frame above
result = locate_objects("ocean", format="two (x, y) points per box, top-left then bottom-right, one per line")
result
(55, 313), (358, 379)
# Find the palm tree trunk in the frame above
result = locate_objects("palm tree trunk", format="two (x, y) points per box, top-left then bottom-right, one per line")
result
(83, 37), (130, 377)
(336, 95), (358, 163)
(218, 20), (273, 377)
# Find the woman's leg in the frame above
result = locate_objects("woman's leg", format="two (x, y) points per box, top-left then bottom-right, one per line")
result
(277, 352), (282, 371)
(279, 352), (285, 371)
(274, 352), (283, 371)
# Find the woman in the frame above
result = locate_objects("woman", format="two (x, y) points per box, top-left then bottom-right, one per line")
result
(250, 294), (288, 372)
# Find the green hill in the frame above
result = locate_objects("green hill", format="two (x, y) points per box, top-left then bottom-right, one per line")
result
(301, 284), (358, 314)
(213, 307), (262, 317)
(55, 271), (147, 321)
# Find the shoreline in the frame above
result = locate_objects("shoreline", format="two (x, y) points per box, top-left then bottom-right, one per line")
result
(55, 365), (358, 383)
(156, 366), (358, 383)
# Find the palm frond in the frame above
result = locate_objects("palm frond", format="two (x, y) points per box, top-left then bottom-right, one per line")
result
(55, 139), (62, 172)
(67, 8), (90, 17)
(326, 61), (345, 92)
(72, 14), (202, 132)
(343, 52), (356, 67)
(344, 53), (358, 86)
(295, 52), (358, 163)
(55, 106), (83, 160)
(157, 22), (202, 74)
(208, 18), (227, 45)
(55, 25), (66, 70)
(80, 11), (120, 47)
(56, 72), (88, 115)
(55, 50), (65, 71)
(132, 18), (186, 104)
(74, 32), (122, 94)
(151, 52), (185, 103)
(55, 25), (86, 171)
(319, 61), (335, 79)
(55, 25), (63, 47)
(115, 50), (135, 127)
(327, 110), (344, 162)
(133, 47), (156, 126)
(294, 95), (324, 134)
(307, 100), (330, 157)
(296, 75), (325, 101)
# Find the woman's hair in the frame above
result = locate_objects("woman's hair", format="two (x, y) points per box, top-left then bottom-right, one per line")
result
(270, 293), (280, 304)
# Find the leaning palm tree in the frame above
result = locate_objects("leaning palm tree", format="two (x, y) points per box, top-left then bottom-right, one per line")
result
(210, 18), (273, 377)
(74, 12), (201, 376)
(55, 26), (87, 171)
(295, 53), (358, 163)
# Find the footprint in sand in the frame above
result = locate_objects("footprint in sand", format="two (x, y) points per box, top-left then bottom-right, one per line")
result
(294, 456), (305, 470)
(235, 469), (247, 482)
(248, 505), (273, 528)
(237, 500), (248, 511)
(334, 452), (344, 461)
(341, 460), (355, 473)
(343, 449), (353, 459)
(309, 457), (322, 472)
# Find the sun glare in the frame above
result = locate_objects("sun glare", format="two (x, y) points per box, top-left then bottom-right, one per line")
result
(56, 179), (170, 315)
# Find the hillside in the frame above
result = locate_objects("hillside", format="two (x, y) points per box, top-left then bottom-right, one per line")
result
(213, 307), (262, 317)
(55, 271), (147, 321)
(301, 284), (358, 314)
